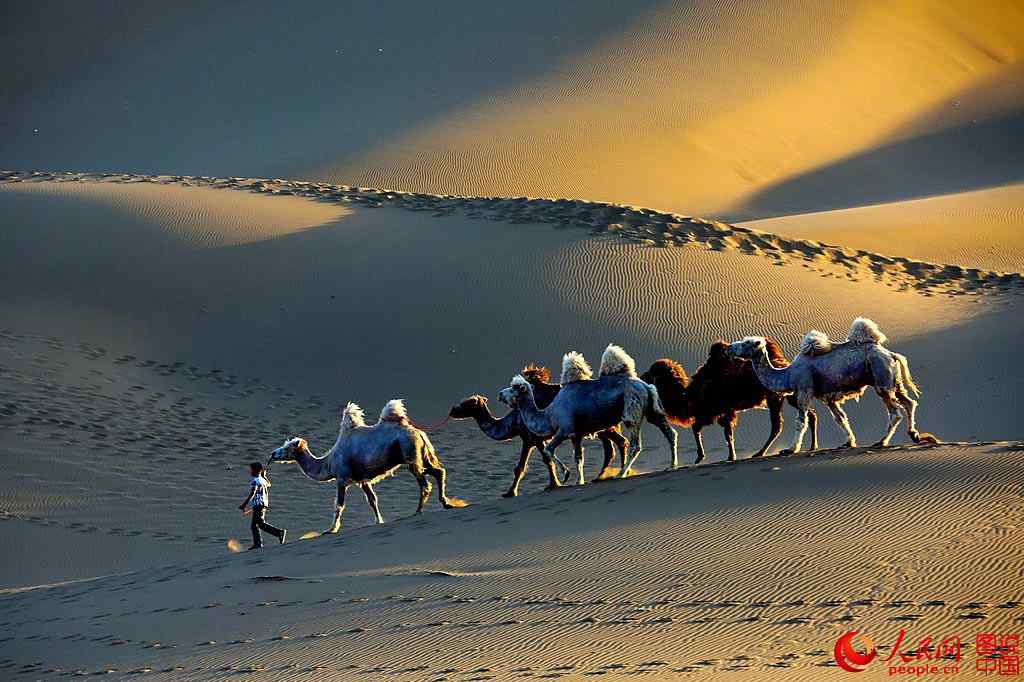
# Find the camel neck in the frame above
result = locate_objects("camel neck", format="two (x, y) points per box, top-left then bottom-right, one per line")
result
(516, 387), (554, 437)
(751, 349), (791, 393)
(473, 406), (518, 441)
(294, 445), (335, 482)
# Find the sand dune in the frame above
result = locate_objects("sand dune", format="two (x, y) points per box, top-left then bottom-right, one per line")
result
(4, 1), (1023, 677)
(320, 0), (1024, 218)
(1, 441), (1020, 679)
(4, 2), (1022, 220)
(1, 171), (1021, 594)
(741, 183), (1024, 273)
(1, 178), (350, 248)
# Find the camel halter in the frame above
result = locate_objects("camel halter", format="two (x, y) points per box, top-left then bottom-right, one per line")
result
(409, 414), (451, 432)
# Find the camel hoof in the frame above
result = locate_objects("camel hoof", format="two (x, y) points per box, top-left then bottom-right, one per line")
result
(872, 439), (889, 448)
(839, 441), (856, 449)
(501, 490), (517, 498)
(693, 457), (705, 466)
(913, 432), (940, 445)
(751, 451), (765, 458)
(779, 448), (797, 456)
(324, 528), (340, 535)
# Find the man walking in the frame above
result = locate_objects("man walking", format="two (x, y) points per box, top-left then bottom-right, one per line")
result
(239, 462), (287, 549)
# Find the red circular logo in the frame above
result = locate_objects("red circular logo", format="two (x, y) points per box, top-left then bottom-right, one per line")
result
(834, 631), (877, 672)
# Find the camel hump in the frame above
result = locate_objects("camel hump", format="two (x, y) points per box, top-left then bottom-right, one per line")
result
(560, 351), (593, 385)
(599, 344), (637, 378)
(340, 402), (367, 433)
(379, 399), (409, 423)
(848, 317), (887, 345)
(800, 330), (833, 356)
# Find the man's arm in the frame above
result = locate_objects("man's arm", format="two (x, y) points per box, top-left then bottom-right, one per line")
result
(239, 484), (256, 510)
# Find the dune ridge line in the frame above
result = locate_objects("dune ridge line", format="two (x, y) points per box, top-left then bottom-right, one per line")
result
(3, 169), (1022, 297)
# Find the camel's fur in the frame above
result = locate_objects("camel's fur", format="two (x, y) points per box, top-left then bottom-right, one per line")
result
(268, 400), (465, 533)
(728, 318), (938, 453)
(560, 351), (593, 385)
(599, 344), (637, 378)
(849, 317), (887, 345)
(800, 330), (832, 356)
(502, 346), (677, 483)
(642, 339), (818, 463)
(379, 398), (409, 423)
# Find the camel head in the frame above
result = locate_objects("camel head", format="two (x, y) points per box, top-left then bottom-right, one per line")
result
(268, 437), (309, 465)
(727, 336), (767, 360)
(499, 375), (532, 407)
(449, 395), (487, 419)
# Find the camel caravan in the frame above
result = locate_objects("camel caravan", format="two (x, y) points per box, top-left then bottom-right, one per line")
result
(267, 317), (938, 532)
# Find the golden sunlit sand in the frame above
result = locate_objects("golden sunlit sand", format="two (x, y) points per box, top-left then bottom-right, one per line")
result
(1, 1), (1022, 679)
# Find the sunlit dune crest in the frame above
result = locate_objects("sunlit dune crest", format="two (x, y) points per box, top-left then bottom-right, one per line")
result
(740, 183), (1024, 273)
(321, 0), (1024, 218)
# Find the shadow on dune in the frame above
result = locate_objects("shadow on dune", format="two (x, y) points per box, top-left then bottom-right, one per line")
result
(726, 110), (1024, 222)
(0, 0), (663, 178)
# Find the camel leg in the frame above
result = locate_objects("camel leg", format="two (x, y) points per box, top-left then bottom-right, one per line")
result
(719, 412), (738, 462)
(648, 410), (678, 469)
(572, 437), (586, 486)
(692, 425), (707, 465)
(543, 431), (570, 489)
(409, 462), (431, 514)
(807, 408), (819, 451)
(780, 392), (812, 455)
(594, 432), (616, 481)
(895, 387), (923, 443)
(826, 400), (857, 448)
(872, 389), (902, 447)
(328, 483), (347, 534)
(540, 447), (564, 489)
(754, 395), (784, 457)
(424, 463), (454, 508)
(360, 483), (384, 524)
(503, 439), (533, 498)
(618, 422), (644, 478)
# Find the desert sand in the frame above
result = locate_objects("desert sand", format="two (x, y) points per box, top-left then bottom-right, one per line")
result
(2, 441), (1022, 680)
(2, 0), (1023, 679)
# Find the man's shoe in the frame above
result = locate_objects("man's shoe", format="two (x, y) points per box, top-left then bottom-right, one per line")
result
(279, 530), (288, 545)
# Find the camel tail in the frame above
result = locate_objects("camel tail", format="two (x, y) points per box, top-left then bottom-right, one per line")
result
(895, 353), (921, 398)
(419, 431), (468, 508)
(418, 429), (441, 467)
(645, 381), (668, 419)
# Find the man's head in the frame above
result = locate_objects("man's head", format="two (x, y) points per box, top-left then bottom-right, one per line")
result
(250, 462), (264, 477)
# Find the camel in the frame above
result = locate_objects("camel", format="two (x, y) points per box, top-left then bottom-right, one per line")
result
(267, 399), (465, 533)
(727, 317), (938, 453)
(450, 366), (628, 495)
(500, 345), (677, 483)
(641, 340), (818, 463)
